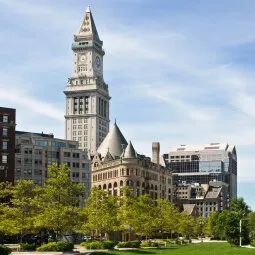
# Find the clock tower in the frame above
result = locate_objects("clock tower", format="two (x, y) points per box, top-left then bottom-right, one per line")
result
(64, 7), (110, 155)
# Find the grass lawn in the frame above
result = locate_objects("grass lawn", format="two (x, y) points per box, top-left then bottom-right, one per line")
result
(90, 243), (255, 255)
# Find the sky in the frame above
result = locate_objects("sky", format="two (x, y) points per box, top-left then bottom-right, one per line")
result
(0, 0), (255, 207)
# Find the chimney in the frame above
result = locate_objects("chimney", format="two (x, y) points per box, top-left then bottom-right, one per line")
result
(152, 142), (160, 165)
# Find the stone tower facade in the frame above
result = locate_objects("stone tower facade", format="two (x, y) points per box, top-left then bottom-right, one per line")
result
(64, 7), (110, 155)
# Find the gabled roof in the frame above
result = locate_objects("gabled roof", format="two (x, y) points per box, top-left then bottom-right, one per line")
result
(123, 141), (137, 159)
(97, 122), (128, 158)
(78, 6), (101, 42)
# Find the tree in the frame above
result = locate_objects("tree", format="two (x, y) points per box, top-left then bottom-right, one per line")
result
(178, 212), (196, 239)
(35, 163), (84, 240)
(230, 197), (251, 217)
(154, 199), (179, 238)
(0, 180), (40, 239)
(82, 187), (119, 239)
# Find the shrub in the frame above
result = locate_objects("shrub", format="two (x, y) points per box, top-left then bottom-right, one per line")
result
(250, 241), (255, 247)
(0, 245), (11, 255)
(20, 243), (36, 251)
(81, 240), (115, 250)
(37, 241), (74, 251)
(141, 241), (159, 247)
(117, 241), (141, 248)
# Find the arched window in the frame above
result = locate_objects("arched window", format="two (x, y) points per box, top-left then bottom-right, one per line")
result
(103, 184), (107, 190)
(126, 168), (129, 176)
(168, 188), (171, 193)
(142, 182), (145, 188)
(108, 183), (112, 189)
(120, 180), (123, 186)
(137, 181), (140, 187)
(94, 162), (98, 167)
(114, 182), (118, 188)
(155, 185), (158, 191)
(98, 185), (101, 190)
(151, 184), (154, 190)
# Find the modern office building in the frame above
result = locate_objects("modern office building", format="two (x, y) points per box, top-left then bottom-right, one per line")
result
(91, 123), (173, 200)
(0, 107), (16, 183)
(15, 131), (91, 198)
(163, 143), (237, 199)
(64, 7), (110, 154)
(175, 181), (229, 218)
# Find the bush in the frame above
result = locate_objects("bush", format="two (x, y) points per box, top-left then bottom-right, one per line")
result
(0, 245), (11, 255)
(117, 241), (141, 248)
(250, 241), (255, 247)
(80, 240), (115, 250)
(141, 241), (159, 247)
(37, 241), (74, 251)
(20, 243), (36, 251)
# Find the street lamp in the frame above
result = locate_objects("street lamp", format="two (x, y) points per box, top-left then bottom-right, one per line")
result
(239, 219), (242, 247)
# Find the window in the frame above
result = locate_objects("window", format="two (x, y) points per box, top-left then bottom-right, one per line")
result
(84, 125), (88, 129)
(2, 155), (7, 164)
(73, 131), (76, 136)
(84, 130), (88, 135)
(78, 125), (82, 129)
(73, 125), (77, 130)
(78, 65), (87, 72)
(78, 131), (82, 135)
(2, 128), (8, 136)
(3, 115), (8, 123)
(2, 141), (8, 150)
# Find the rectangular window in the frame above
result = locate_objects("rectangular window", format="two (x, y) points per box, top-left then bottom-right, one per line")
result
(84, 130), (88, 135)
(84, 124), (88, 129)
(2, 128), (8, 136)
(2, 141), (8, 150)
(78, 125), (82, 129)
(78, 65), (87, 72)
(3, 115), (8, 123)
(2, 155), (7, 164)
(73, 131), (76, 136)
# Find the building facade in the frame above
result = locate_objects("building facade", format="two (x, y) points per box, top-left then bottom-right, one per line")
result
(0, 107), (16, 183)
(175, 181), (229, 218)
(15, 131), (91, 198)
(64, 7), (110, 154)
(91, 123), (173, 200)
(163, 143), (237, 199)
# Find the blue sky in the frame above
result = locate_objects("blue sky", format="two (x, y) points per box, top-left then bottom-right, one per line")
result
(0, 0), (255, 207)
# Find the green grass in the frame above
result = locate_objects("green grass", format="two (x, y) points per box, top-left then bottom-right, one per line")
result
(88, 243), (255, 255)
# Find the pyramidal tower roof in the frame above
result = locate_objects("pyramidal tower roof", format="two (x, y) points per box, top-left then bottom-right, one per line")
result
(78, 6), (101, 42)
(97, 122), (128, 158)
(123, 141), (137, 159)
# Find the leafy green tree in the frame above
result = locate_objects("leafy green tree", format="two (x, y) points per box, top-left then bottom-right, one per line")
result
(230, 197), (251, 217)
(0, 180), (40, 238)
(178, 212), (196, 239)
(154, 199), (179, 238)
(35, 163), (84, 240)
(82, 186), (119, 239)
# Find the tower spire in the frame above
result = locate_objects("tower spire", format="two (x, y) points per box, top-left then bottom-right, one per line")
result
(78, 7), (101, 42)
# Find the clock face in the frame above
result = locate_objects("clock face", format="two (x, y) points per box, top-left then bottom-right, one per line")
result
(95, 56), (101, 69)
(79, 54), (86, 62)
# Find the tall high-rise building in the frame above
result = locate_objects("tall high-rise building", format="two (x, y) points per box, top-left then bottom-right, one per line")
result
(64, 7), (110, 154)
(0, 107), (16, 183)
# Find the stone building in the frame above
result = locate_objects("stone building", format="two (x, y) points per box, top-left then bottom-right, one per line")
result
(175, 181), (229, 217)
(0, 107), (16, 183)
(91, 123), (173, 200)
(64, 7), (110, 154)
(15, 131), (91, 199)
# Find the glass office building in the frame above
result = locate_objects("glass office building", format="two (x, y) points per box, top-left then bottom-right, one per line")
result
(163, 143), (237, 198)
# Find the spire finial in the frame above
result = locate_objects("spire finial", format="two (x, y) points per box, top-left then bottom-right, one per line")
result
(86, 6), (91, 12)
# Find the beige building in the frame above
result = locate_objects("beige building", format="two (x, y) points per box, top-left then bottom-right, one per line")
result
(175, 181), (229, 217)
(15, 131), (91, 199)
(64, 7), (110, 154)
(91, 123), (173, 200)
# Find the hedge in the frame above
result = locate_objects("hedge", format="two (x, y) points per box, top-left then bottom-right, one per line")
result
(80, 240), (115, 249)
(117, 241), (141, 248)
(0, 245), (11, 255)
(20, 243), (36, 251)
(37, 241), (74, 251)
